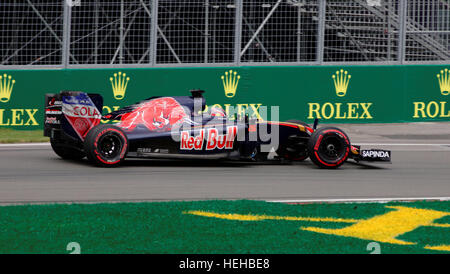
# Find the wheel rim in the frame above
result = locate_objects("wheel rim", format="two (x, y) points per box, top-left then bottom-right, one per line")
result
(98, 133), (123, 159)
(318, 134), (346, 162)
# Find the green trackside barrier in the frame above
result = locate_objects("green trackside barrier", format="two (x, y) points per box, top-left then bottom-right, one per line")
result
(0, 65), (449, 130)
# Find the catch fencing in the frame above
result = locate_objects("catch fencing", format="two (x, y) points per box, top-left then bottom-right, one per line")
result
(0, 0), (449, 68)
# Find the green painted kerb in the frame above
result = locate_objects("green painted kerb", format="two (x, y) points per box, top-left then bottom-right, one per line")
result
(0, 65), (449, 129)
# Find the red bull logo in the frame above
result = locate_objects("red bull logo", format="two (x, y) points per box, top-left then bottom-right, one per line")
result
(181, 126), (237, 150)
(118, 97), (187, 132)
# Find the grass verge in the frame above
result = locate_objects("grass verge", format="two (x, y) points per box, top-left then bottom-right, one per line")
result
(0, 129), (48, 143)
(0, 199), (449, 254)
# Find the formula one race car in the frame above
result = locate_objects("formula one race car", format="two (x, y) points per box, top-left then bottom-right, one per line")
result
(44, 90), (391, 168)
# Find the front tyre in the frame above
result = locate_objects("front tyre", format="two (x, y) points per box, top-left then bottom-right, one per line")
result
(84, 125), (128, 167)
(307, 127), (350, 169)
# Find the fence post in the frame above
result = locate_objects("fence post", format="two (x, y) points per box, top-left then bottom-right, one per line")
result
(398, 0), (407, 64)
(62, 0), (72, 68)
(204, 0), (209, 63)
(119, 0), (124, 64)
(150, 0), (158, 65)
(316, 0), (326, 64)
(234, 0), (243, 66)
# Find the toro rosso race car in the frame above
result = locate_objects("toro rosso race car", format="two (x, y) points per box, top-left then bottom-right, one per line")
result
(44, 90), (391, 168)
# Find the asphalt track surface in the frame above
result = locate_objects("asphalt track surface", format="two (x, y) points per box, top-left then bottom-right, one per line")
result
(0, 123), (449, 204)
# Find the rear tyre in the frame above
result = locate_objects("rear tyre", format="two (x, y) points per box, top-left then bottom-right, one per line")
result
(277, 120), (310, 161)
(50, 139), (85, 160)
(84, 125), (128, 167)
(307, 127), (350, 169)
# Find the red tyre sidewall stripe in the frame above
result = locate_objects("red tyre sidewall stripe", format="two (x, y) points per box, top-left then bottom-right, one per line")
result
(93, 128), (128, 165)
(314, 135), (323, 151)
(314, 129), (350, 166)
(322, 129), (349, 143)
(314, 151), (337, 167)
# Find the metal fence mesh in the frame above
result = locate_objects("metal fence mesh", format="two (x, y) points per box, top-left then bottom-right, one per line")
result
(324, 0), (400, 62)
(70, 0), (152, 64)
(0, 0), (449, 67)
(240, 0), (318, 63)
(0, 0), (64, 66)
(405, 0), (450, 61)
(156, 0), (236, 64)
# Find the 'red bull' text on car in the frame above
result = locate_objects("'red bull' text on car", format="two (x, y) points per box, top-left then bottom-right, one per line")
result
(44, 90), (391, 168)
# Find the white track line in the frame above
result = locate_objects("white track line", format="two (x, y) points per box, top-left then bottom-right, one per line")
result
(267, 197), (450, 204)
(0, 143), (50, 147)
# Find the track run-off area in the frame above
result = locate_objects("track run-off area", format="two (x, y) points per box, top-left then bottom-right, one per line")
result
(0, 123), (449, 204)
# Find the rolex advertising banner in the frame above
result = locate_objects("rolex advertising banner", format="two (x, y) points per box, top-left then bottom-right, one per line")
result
(0, 65), (449, 130)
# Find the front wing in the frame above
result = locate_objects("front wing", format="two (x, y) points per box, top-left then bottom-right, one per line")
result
(350, 145), (392, 163)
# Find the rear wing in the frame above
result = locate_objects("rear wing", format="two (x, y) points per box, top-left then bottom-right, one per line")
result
(44, 92), (63, 138)
(44, 91), (103, 141)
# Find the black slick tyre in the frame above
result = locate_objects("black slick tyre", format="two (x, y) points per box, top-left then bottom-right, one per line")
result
(307, 127), (350, 169)
(84, 125), (128, 167)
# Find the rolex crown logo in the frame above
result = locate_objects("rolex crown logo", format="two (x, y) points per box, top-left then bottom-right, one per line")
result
(437, 68), (449, 96)
(221, 70), (240, 98)
(0, 74), (15, 103)
(332, 69), (351, 97)
(110, 71), (130, 100)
